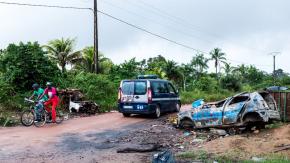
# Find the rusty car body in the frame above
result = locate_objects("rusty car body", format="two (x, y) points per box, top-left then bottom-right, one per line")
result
(177, 91), (280, 129)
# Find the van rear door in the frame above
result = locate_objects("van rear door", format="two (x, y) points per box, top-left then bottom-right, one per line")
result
(121, 81), (148, 110)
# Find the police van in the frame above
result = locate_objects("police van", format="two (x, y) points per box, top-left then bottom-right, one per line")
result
(118, 75), (181, 118)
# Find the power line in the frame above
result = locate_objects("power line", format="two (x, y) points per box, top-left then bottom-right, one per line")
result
(99, 0), (214, 44)
(0, 0), (206, 53)
(0, 1), (271, 68)
(126, 0), (267, 56)
(0, 1), (93, 11)
(98, 10), (207, 53)
(126, 0), (219, 39)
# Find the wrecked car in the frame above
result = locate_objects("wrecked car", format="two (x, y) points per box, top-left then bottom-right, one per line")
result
(177, 91), (280, 129)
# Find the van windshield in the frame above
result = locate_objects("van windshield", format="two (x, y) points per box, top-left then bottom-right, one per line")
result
(122, 81), (147, 95)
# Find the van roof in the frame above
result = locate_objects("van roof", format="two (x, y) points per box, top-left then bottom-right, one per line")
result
(121, 79), (169, 82)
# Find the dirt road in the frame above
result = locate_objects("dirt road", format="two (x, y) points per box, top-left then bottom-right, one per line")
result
(0, 106), (192, 163)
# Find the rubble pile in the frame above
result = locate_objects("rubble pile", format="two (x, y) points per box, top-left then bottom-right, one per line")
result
(59, 89), (99, 115)
(112, 117), (233, 153)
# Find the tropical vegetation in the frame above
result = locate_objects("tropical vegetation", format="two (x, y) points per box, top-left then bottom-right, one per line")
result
(1, 38), (290, 123)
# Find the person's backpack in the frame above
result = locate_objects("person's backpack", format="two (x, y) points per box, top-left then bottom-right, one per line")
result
(152, 150), (176, 163)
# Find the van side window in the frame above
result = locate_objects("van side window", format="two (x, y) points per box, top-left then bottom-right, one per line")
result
(168, 83), (177, 94)
(152, 82), (168, 94)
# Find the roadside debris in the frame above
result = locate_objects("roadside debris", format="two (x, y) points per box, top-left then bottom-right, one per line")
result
(253, 130), (260, 134)
(210, 129), (227, 136)
(152, 150), (176, 163)
(117, 144), (161, 153)
(177, 91), (280, 130)
(251, 157), (264, 162)
(59, 89), (99, 114)
(273, 144), (290, 153)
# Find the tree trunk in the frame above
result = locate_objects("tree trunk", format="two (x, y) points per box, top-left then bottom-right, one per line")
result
(215, 60), (218, 79)
(61, 64), (66, 73)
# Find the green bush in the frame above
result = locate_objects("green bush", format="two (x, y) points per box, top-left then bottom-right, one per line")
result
(71, 72), (118, 111)
(0, 78), (14, 104)
(0, 42), (61, 90)
(194, 76), (218, 92)
(220, 75), (241, 92)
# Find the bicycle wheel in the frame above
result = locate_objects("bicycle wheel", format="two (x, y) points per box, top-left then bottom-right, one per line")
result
(55, 110), (64, 124)
(21, 110), (34, 127)
(34, 110), (47, 127)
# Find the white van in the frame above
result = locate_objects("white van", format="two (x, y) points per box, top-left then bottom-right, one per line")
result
(118, 75), (181, 118)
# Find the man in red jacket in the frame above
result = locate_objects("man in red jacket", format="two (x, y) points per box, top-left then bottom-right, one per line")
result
(39, 82), (59, 123)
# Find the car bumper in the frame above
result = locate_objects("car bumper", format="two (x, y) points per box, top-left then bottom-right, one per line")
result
(118, 103), (157, 115)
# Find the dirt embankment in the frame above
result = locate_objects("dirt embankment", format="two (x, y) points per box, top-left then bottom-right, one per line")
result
(202, 124), (290, 159)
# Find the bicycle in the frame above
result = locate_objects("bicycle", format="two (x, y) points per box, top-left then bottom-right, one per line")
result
(21, 98), (64, 127)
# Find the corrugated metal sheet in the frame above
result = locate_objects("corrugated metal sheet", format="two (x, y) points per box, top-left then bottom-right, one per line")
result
(271, 92), (290, 122)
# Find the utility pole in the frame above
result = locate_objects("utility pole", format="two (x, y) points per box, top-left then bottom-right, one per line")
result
(269, 52), (281, 84)
(94, 0), (99, 74)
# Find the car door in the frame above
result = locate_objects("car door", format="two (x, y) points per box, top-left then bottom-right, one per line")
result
(151, 81), (171, 112)
(222, 95), (249, 124)
(166, 82), (179, 111)
(193, 106), (223, 127)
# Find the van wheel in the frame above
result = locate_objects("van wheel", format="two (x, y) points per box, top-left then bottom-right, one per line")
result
(174, 103), (181, 112)
(154, 105), (161, 118)
(123, 113), (131, 117)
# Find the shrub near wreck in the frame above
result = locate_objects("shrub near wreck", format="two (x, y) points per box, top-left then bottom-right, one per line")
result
(71, 73), (117, 111)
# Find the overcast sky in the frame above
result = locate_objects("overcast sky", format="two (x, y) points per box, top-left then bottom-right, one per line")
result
(0, 0), (289, 73)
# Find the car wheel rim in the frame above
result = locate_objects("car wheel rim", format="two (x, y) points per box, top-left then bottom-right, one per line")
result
(176, 104), (180, 111)
(156, 107), (160, 117)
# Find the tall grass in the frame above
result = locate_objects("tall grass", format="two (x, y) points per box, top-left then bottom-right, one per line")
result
(180, 90), (234, 104)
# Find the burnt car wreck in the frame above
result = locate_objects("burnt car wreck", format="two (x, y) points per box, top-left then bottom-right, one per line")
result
(178, 91), (280, 130)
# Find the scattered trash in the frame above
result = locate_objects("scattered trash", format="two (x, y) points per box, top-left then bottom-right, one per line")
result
(210, 129), (227, 136)
(192, 99), (204, 109)
(63, 114), (69, 121)
(183, 131), (191, 137)
(191, 139), (204, 143)
(178, 146), (184, 149)
(117, 144), (161, 153)
(251, 156), (264, 162)
(253, 130), (260, 134)
(152, 150), (176, 163)
(273, 144), (290, 153)
(59, 89), (99, 114)
(168, 116), (178, 125)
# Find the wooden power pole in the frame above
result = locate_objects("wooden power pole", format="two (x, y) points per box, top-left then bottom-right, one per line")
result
(94, 0), (99, 73)
(269, 52), (281, 84)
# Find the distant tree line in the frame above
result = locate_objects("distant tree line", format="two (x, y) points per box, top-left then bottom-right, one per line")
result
(1, 38), (290, 111)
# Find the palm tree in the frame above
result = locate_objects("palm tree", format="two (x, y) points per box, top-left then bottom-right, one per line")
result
(222, 62), (235, 75)
(44, 38), (81, 73)
(163, 60), (182, 81)
(190, 53), (209, 79)
(80, 46), (113, 74)
(210, 48), (227, 78)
